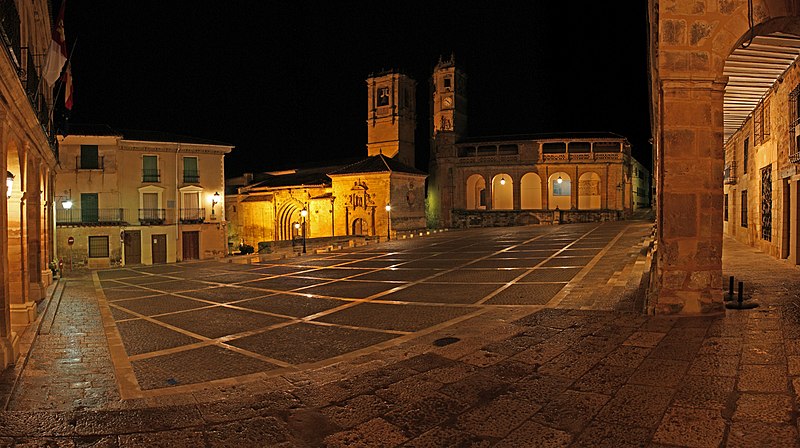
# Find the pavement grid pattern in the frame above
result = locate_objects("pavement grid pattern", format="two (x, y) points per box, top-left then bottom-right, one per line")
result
(0, 220), (798, 447)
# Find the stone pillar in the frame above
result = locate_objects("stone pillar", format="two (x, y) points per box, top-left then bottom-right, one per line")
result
(0, 129), (19, 368)
(652, 78), (726, 314)
(790, 179), (800, 265)
(542, 168), (550, 210)
(512, 174), (521, 210)
(484, 172), (493, 210)
(26, 158), (42, 302)
(573, 166), (579, 210)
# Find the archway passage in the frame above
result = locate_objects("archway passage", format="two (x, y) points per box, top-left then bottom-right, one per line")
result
(548, 172), (571, 210)
(277, 203), (301, 241)
(465, 174), (486, 210)
(520, 172), (542, 209)
(491, 174), (513, 210)
(651, 3), (800, 314)
(578, 172), (601, 210)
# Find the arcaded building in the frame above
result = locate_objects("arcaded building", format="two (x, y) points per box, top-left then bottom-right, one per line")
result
(56, 127), (232, 267)
(0, 0), (60, 368)
(426, 57), (650, 229)
(227, 71), (427, 248)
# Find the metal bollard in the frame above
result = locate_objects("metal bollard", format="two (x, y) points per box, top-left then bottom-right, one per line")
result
(726, 276), (734, 301)
(738, 281), (744, 306)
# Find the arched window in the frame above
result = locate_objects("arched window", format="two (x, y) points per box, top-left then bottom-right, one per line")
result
(491, 174), (513, 210)
(548, 172), (571, 210)
(520, 173), (542, 209)
(466, 174), (486, 210)
(578, 172), (602, 210)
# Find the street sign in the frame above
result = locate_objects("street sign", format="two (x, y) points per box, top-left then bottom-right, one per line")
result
(67, 236), (74, 246)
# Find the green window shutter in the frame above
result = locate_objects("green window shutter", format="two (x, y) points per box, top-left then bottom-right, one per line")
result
(183, 157), (199, 182)
(143, 155), (158, 182)
(81, 193), (98, 223)
(80, 145), (99, 169)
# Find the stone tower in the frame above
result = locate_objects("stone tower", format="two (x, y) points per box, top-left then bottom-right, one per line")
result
(428, 55), (467, 228)
(366, 71), (416, 167)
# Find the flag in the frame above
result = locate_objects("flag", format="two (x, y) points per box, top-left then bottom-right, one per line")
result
(63, 63), (73, 110)
(42, 1), (67, 86)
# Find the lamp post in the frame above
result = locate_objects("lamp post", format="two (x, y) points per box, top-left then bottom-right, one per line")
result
(6, 171), (13, 199)
(300, 208), (307, 254)
(211, 191), (220, 216)
(385, 204), (391, 241)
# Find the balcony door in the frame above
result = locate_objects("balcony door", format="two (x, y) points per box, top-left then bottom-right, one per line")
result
(80, 193), (98, 223)
(183, 192), (200, 221)
(142, 192), (159, 221)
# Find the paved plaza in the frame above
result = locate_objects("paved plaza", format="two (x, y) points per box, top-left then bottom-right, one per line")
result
(1, 220), (799, 447)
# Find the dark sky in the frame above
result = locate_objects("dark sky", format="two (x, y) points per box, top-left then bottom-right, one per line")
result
(62, 2), (652, 177)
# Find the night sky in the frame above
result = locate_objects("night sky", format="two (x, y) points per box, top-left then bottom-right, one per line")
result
(62, 2), (652, 178)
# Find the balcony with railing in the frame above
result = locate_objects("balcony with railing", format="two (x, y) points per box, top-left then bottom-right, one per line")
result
(180, 208), (205, 224)
(56, 208), (128, 226)
(183, 170), (199, 183)
(142, 169), (160, 183)
(75, 156), (105, 171)
(724, 161), (737, 184)
(139, 208), (166, 225)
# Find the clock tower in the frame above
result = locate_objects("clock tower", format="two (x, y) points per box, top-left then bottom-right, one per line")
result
(366, 71), (417, 167)
(428, 55), (467, 228)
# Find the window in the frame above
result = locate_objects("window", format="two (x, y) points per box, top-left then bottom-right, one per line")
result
(80, 145), (99, 169)
(754, 97), (771, 145)
(183, 157), (199, 183)
(741, 191), (748, 227)
(542, 142), (567, 153)
(88, 236), (109, 258)
(553, 179), (571, 196)
(142, 155), (159, 182)
(724, 194), (728, 221)
(743, 138), (749, 174)
(444, 77), (452, 91)
(377, 87), (389, 106)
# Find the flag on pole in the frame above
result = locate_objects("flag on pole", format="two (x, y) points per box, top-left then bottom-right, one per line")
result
(43, 1), (67, 86)
(63, 63), (73, 110)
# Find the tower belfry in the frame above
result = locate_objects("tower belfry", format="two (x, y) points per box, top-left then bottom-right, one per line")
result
(431, 54), (467, 140)
(365, 71), (417, 167)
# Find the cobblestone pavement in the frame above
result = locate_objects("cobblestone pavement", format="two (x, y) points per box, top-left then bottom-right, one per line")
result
(3, 221), (800, 447)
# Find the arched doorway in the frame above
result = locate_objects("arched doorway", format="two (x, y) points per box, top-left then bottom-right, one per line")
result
(520, 172), (542, 209)
(277, 202), (302, 241)
(548, 172), (571, 210)
(465, 174), (486, 210)
(578, 172), (601, 210)
(491, 173), (513, 210)
(352, 218), (367, 235)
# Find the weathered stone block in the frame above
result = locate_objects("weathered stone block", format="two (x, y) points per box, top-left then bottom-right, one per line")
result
(663, 193), (697, 237)
(690, 21), (714, 45)
(690, 51), (710, 71)
(665, 0), (706, 14)
(665, 270), (688, 289)
(662, 51), (690, 72)
(662, 20), (688, 45)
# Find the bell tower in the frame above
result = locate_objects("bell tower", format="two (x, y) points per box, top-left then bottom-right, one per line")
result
(428, 55), (467, 228)
(366, 71), (416, 167)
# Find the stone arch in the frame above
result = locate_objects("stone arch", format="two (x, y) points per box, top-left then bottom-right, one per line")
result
(548, 172), (571, 210)
(491, 173), (513, 210)
(465, 174), (486, 210)
(276, 200), (303, 241)
(520, 172), (542, 209)
(578, 172), (601, 210)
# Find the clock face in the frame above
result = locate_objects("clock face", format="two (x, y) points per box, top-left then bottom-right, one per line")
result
(443, 96), (453, 108)
(377, 87), (390, 106)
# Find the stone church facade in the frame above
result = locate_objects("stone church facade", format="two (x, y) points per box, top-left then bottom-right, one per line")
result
(426, 57), (649, 229)
(226, 71), (427, 249)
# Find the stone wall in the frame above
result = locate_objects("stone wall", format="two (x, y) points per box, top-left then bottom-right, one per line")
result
(451, 209), (624, 228)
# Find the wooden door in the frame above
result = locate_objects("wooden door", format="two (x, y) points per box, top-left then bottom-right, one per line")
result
(182, 231), (200, 260)
(151, 234), (167, 264)
(124, 230), (141, 265)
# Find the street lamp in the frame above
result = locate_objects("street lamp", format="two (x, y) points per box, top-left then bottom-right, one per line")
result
(211, 191), (220, 216)
(6, 171), (13, 199)
(300, 208), (307, 254)
(385, 204), (391, 241)
(557, 175), (563, 184)
(499, 177), (506, 186)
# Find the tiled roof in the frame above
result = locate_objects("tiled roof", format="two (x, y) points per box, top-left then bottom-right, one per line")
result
(327, 154), (426, 176)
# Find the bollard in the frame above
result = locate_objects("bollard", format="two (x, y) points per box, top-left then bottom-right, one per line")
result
(726, 280), (758, 310)
(737, 281), (744, 306)
(726, 276), (734, 301)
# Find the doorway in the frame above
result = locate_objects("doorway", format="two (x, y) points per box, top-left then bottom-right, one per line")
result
(182, 231), (200, 260)
(152, 234), (167, 264)
(124, 230), (141, 265)
(352, 218), (367, 236)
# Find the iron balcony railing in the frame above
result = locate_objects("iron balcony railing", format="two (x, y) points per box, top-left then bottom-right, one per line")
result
(724, 161), (737, 184)
(56, 208), (127, 225)
(790, 151), (800, 164)
(180, 208), (205, 223)
(139, 208), (166, 225)
(0, 0), (21, 66)
(142, 169), (160, 182)
(75, 156), (105, 170)
(183, 170), (199, 183)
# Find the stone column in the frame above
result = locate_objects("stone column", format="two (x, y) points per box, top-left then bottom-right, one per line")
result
(790, 179), (800, 265)
(484, 172), (493, 210)
(26, 158), (42, 302)
(542, 168), (549, 210)
(512, 174), (521, 210)
(0, 126), (19, 368)
(652, 78), (726, 314)
(573, 166), (579, 210)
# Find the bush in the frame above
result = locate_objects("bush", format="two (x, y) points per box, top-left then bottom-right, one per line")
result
(239, 243), (255, 254)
